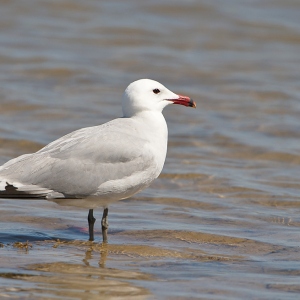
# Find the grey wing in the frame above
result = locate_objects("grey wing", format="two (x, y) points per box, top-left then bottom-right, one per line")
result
(0, 120), (155, 198)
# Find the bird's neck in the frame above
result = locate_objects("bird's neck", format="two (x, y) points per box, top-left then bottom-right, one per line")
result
(132, 110), (168, 138)
(132, 111), (168, 175)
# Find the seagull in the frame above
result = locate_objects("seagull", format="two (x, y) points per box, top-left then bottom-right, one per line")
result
(0, 79), (196, 242)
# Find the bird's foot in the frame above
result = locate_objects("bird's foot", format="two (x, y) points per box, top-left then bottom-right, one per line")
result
(101, 218), (108, 243)
(101, 207), (109, 243)
(101, 217), (109, 230)
(88, 209), (96, 242)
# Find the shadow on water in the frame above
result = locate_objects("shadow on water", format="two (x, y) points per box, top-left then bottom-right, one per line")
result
(0, 228), (90, 245)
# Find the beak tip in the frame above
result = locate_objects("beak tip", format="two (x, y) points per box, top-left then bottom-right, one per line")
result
(189, 99), (196, 108)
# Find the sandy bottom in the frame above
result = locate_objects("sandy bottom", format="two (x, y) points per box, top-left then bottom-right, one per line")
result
(1, 198), (300, 300)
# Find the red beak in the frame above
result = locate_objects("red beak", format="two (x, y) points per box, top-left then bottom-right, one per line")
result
(167, 95), (196, 108)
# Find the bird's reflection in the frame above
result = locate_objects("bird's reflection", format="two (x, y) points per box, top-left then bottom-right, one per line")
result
(99, 244), (108, 268)
(82, 242), (108, 268)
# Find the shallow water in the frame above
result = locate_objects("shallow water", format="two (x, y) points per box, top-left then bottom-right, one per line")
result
(1, 0), (300, 299)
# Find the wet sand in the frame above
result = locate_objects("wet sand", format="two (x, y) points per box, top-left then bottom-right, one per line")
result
(1, 0), (300, 299)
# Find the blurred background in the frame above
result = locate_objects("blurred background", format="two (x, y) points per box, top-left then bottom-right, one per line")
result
(0, 0), (300, 299)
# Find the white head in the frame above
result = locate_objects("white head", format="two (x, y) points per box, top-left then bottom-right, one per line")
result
(122, 79), (195, 117)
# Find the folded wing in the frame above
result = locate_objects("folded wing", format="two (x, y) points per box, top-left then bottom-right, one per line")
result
(0, 119), (156, 199)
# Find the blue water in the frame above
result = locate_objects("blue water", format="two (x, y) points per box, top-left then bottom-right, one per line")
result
(0, 0), (300, 299)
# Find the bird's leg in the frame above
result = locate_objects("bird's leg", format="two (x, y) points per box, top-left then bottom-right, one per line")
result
(101, 207), (109, 243)
(88, 209), (96, 241)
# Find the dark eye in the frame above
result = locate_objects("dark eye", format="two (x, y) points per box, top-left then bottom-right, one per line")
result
(153, 89), (160, 94)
